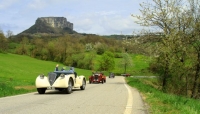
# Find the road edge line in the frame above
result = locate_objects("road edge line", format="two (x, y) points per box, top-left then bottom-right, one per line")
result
(123, 79), (133, 114)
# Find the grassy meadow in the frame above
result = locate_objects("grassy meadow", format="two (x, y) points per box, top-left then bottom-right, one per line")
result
(126, 77), (200, 114)
(0, 53), (92, 97)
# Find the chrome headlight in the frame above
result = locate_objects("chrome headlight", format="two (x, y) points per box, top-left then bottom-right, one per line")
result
(60, 74), (65, 78)
(39, 74), (44, 79)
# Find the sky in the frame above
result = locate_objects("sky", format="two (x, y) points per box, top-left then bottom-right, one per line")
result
(0, 0), (146, 35)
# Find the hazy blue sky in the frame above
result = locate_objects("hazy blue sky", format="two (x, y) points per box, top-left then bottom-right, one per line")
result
(0, 0), (146, 35)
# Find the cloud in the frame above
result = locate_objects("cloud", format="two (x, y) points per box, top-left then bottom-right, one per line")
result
(72, 10), (143, 35)
(0, 0), (147, 35)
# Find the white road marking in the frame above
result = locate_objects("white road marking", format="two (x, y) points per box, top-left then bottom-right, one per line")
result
(123, 79), (133, 114)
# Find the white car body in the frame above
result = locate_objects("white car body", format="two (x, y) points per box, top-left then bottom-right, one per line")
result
(35, 71), (86, 94)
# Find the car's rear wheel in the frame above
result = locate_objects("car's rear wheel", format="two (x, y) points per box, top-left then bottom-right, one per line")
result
(65, 79), (73, 94)
(37, 88), (46, 94)
(80, 79), (86, 90)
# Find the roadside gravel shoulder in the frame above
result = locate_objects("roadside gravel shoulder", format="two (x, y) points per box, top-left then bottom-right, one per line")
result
(129, 84), (149, 114)
(123, 76), (149, 114)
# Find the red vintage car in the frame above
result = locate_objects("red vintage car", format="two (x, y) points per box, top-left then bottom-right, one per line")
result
(121, 73), (131, 77)
(89, 72), (106, 84)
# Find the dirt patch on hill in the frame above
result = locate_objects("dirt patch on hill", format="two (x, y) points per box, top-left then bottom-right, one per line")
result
(15, 86), (35, 90)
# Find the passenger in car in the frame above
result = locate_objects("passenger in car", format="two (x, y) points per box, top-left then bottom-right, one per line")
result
(69, 67), (78, 78)
(69, 67), (74, 73)
(55, 64), (59, 71)
(55, 64), (67, 71)
(61, 67), (66, 71)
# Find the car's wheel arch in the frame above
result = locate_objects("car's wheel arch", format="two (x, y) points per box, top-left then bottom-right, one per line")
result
(65, 77), (73, 94)
(80, 78), (86, 90)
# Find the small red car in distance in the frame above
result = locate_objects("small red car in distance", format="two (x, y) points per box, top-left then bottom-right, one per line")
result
(121, 73), (131, 77)
(89, 72), (106, 84)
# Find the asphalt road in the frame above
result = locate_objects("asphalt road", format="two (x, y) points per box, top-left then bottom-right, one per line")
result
(0, 76), (148, 114)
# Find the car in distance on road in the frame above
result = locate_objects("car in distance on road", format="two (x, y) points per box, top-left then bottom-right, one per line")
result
(121, 73), (131, 77)
(89, 72), (106, 84)
(109, 72), (115, 78)
(35, 70), (86, 94)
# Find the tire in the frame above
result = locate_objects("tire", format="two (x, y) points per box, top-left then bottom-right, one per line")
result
(37, 88), (46, 94)
(80, 79), (86, 90)
(102, 80), (104, 84)
(65, 79), (73, 94)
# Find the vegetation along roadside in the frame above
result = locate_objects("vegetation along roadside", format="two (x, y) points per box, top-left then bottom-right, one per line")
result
(126, 77), (200, 114)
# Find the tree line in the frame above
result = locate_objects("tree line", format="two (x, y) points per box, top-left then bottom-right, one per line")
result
(0, 32), (137, 73)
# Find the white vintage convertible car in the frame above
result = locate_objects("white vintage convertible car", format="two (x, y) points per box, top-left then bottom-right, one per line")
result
(35, 70), (86, 94)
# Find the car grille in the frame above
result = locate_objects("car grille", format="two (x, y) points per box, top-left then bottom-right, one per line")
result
(48, 72), (57, 86)
(94, 75), (98, 80)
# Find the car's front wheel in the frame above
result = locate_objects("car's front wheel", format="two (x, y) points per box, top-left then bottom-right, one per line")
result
(102, 80), (104, 84)
(65, 79), (73, 94)
(57, 88), (64, 91)
(37, 88), (46, 94)
(80, 79), (86, 90)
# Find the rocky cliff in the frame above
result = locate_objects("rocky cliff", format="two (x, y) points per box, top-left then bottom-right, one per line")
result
(20, 17), (76, 35)
(38, 17), (73, 30)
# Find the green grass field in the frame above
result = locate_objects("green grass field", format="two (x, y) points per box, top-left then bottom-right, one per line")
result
(126, 77), (200, 114)
(0, 53), (92, 97)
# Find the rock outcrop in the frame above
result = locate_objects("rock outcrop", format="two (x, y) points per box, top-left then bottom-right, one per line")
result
(38, 17), (73, 30)
(19, 17), (76, 35)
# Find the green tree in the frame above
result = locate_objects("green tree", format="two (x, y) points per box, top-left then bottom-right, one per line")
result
(134, 0), (200, 98)
(98, 51), (115, 71)
(120, 53), (133, 74)
(15, 37), (29, 55)
(0, 33), (8, 53)
(188, 0), (200, 98)
(133, 0), (187, 92)
(31, 38), (45, 59)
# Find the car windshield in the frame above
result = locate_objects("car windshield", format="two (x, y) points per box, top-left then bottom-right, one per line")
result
(54, 71), (74, 75)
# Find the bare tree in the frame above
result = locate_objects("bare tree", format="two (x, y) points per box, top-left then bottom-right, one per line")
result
(6, 30), (13, 38)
